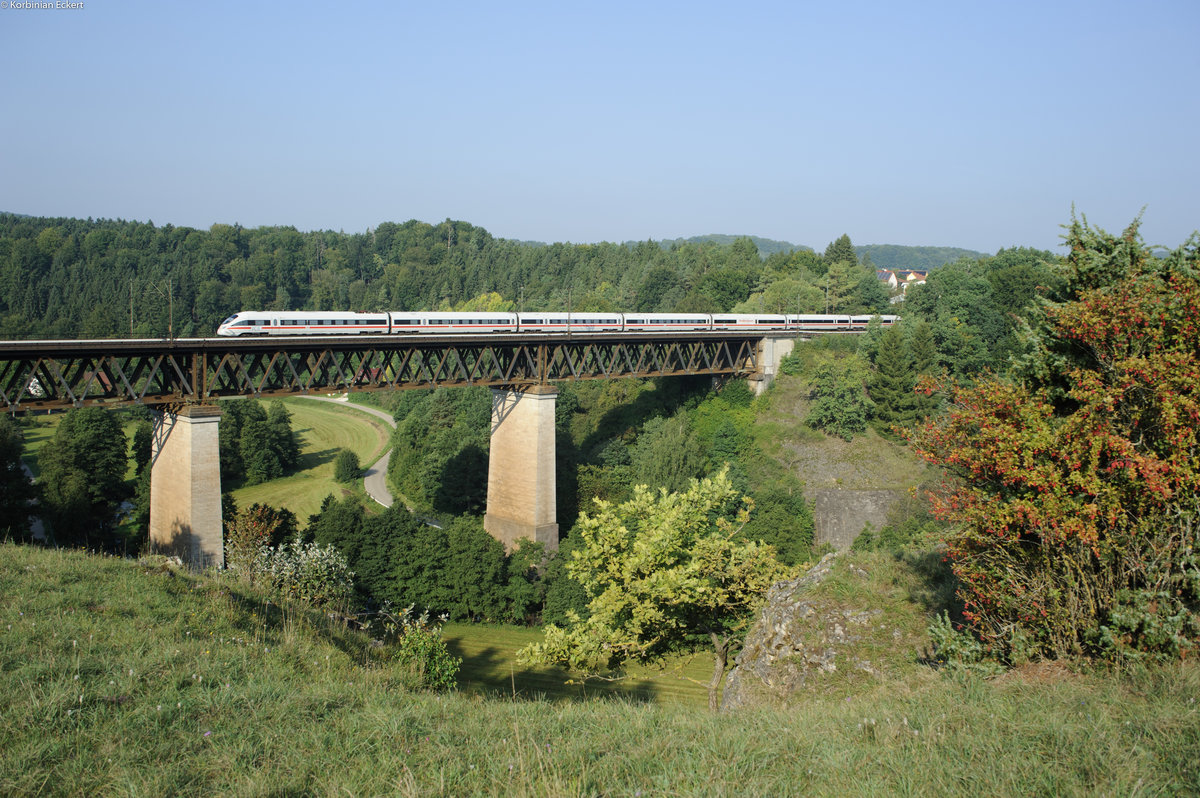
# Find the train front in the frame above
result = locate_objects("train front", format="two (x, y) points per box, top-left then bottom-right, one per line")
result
(216, 313), (245, 336)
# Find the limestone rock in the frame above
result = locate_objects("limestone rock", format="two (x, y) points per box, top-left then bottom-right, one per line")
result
(721, 553), (885, 710)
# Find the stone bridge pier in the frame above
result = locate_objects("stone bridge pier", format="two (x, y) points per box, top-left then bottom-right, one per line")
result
(747, 335), (796, 396)
(483, 385), (559, 553)
(149, 405), (224, 569)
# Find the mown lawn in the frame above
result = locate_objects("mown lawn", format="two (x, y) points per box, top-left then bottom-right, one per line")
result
(228, 397), (391, 522)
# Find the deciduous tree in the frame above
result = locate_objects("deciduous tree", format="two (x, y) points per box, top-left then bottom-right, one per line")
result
(519, 470), (786, 710)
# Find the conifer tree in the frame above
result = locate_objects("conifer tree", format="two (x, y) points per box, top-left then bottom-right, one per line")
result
(869, 325), (918, 429)
(823, 233), (857, 267)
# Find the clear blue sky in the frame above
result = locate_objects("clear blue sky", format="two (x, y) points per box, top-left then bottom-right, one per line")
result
(1, 0), (1196, 254)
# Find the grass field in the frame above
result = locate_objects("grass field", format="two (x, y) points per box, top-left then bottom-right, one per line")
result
(227, 397), (391, 522)
(3, 543), (1198, 796)
(443, 623), (712, 706)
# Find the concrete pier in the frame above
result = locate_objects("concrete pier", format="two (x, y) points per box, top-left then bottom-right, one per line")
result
(483, 385), (559, 553)
(149, 405), (224, 569)
(748, 335), (797, 396)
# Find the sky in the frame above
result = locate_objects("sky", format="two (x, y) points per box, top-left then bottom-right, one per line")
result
(1, 0), (1196, 254)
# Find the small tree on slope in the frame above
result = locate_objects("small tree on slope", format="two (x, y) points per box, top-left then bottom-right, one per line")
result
(519, 469), (786, 710)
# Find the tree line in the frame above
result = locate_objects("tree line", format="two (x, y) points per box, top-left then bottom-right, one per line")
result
(0, 214), (898, 340)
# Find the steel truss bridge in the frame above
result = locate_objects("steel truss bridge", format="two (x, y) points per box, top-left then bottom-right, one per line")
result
(0, 332), (767, 412)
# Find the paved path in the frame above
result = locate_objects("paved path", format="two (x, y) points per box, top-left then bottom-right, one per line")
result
(297, 395), (397, 508)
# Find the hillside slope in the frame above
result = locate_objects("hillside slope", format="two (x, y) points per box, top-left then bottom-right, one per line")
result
(3, 544), (1198, 794)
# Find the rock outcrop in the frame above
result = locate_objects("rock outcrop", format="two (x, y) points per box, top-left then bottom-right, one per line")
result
(721, 553), (893, 710)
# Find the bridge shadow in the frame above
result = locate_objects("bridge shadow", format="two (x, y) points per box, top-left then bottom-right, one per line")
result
(442, 634), (661, 704)
(433, 444), (488, 516)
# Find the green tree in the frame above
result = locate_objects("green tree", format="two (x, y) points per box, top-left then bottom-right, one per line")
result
(908, 319), (937, 374)
(629, 414), (705, 494)
(267, 401), (300, 471)
(869, 325), (918, 430)
(240, 418), (284, 485)
(0, 416), (36, 541)
(823, 259), (862, 313)
(905, 258), (1008, 377)
(519, 470), (786, 710)
(823, 234), (857, 268)
(39, 407), (129, 548)
(805, 357), (874, 440)
(541, 534), (590, 626)
(131, 420), (153, 476)
(333, 449), (360, 483)
(855, 316), (886, 363)
(636, 267), (679, 312)
(219, 399), (264, 481)
(741, 486), (815, 566)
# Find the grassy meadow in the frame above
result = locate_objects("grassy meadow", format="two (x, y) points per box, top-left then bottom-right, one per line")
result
(227, 397), (392, 521)
(3, 544), (1199, 796)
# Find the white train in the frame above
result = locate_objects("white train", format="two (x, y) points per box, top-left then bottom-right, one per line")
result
(217, 311), (898, 337)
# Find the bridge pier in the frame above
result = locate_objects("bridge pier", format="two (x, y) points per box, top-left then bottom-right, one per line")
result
(483, 385), (559, 553)
(748, 335), (796, 396)
(149, 405), (224, 570)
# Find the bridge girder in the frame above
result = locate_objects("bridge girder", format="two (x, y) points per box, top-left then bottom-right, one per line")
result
(0, 333), (764, 412)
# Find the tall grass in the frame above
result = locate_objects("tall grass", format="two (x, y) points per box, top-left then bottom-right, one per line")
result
(2, 543), (1197, 796)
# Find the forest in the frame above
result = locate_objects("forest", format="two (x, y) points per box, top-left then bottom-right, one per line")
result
(0, 213), (1000, 340)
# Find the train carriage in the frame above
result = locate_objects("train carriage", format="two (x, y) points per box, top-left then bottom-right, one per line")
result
(391, 313), (518, 334)
(515, 313), (624, 333)
(217, 311), (390, 336)
(620, 314), (712, 332)
(711, 314), (788, 331)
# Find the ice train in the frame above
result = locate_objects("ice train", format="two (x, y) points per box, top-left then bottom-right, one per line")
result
(217, 311), (897, 337)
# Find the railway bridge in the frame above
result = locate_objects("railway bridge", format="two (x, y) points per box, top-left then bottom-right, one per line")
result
(0, 331), (798, 568)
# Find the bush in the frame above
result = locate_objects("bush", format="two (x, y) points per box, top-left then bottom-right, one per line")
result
(805, 358), (874, 440)
(377, 604), (461, 691)
(1093, 589), (1200, 665)
(908, 218), (1200, 662)
(252, 540), (355, 609)
(333, 449), (361, 483)
(926, 611), (1003, 676)
(225, 503), (298, 573)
